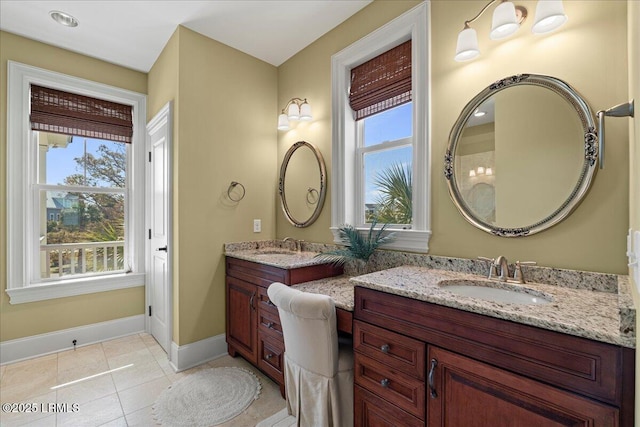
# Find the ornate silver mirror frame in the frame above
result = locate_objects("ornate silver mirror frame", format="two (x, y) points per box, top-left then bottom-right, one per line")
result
(279, 141), (327, 228)
(445, 74), (598, 237)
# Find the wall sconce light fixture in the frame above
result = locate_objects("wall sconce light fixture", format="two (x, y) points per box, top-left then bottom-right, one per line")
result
(455, 0), (567, 62)
(277, 97), (312, 130)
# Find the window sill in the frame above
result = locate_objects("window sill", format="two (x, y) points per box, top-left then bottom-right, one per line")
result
(330, 227), (431, 253)
(5, 273), (145, 304)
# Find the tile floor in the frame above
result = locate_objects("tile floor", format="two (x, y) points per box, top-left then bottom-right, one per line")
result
(0, 333), (286, 426)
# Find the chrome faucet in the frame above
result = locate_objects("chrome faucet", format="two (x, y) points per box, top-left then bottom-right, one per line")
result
(478, 256), (537, 283)
(283, 237), (302, 252)
(494, 255), (510, 282)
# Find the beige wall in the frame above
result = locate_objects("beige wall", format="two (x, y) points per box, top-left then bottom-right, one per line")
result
(277, 0), (629, 274)
(0, 31), (147, 342)
(148, 27), (278, 345)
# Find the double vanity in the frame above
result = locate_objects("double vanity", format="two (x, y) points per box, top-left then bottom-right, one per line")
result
(225, 241), (635, 426)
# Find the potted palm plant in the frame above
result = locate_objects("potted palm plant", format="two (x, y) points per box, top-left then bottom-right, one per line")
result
(315, 219), (394, 275)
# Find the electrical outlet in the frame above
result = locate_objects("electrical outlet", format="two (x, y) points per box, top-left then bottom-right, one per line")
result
(253, 219), (261, 233)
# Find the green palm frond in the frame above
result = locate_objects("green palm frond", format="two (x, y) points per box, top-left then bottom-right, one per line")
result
(372, 162), (412, 224)
(315, 219), (395, 266)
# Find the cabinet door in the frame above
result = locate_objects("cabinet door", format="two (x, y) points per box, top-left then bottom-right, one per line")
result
(427, 346), (618, 427)
(226, 276), (258, 363)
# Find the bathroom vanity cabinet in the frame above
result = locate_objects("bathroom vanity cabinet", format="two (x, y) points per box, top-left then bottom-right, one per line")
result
(353, 286), (634, 426)
(225, 256), (343, 393)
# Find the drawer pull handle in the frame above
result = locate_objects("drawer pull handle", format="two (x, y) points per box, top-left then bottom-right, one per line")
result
(380, 344), (390, 353)
(265, 353), (274, 360)
(249, 292), (256, 311)
(380, 378), (390, 388)
(428, 358), (438, 399)
(266, 322), (274, 329)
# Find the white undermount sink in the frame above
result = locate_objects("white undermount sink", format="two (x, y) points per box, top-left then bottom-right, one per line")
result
(439, 280), (553, 305)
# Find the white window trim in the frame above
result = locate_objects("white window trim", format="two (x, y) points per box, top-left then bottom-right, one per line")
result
(331, 2), (431, 252)
(6, 61), (146, 304)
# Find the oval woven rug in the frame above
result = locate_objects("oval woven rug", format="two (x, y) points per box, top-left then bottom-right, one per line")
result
(153, 367), (261, 426)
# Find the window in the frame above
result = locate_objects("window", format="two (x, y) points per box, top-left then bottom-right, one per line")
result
(331, 3), (430, 252)
(6, 62), (146, 304)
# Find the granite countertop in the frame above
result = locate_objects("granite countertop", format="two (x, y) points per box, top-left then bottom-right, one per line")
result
(351, 266), (635, 348)
(225, 241), (330, 269)
(292, 276), (356, 311)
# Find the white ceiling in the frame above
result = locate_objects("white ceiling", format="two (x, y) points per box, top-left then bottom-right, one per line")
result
(0, 1), (372, 72)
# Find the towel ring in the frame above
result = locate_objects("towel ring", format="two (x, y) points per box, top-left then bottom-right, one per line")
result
(227, 181), (245, 202)
(306, 187), (319, 205)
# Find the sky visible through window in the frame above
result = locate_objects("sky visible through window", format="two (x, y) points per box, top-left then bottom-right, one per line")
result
(363, 102), (412, 203)
(45, 136), (122, 187)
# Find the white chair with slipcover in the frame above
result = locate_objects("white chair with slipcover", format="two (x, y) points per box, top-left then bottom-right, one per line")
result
(264, 282), (353, 427)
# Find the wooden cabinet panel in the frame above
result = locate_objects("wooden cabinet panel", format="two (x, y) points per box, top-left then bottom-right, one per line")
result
(355, 352), (425, 420)
(428, 346), (619, 427)
(226, 276), (257, 363)
(258, 334), (284, 385)
(226, 256), (347, 397)
(354, 320), (425, 380)
(355, 287), (626, 406)
(355, 386), (424, 427)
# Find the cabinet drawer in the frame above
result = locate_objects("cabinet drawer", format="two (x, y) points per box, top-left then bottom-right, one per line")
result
(355, 385), (424, 427)
(258, 286), (279, 314)
(355, 353), (425, 420)
(354, 320), (425, 381)
(355, 286), (627, 406)
(259, 307), (283, 338)
(258, 334), (284, 384)
(226, 257), (287, 286)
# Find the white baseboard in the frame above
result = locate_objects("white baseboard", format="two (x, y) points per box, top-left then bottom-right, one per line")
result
(0, 314), (145, 365)
(169, 333), (227, 372)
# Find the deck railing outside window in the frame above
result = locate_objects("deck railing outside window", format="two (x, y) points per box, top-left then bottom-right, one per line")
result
(40, 241), (125, 278)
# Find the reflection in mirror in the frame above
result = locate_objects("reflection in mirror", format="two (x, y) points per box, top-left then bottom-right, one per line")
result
(446, 74), (598, 237)
(279, 141), (326, 228)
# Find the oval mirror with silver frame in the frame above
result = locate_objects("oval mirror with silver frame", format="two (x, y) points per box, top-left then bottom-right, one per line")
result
(279, 141), (327, 228)
(444, 74), (598, 237)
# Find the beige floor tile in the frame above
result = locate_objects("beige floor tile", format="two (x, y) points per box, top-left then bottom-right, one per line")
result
(110, 358), (165, 392)
(1, 354), (57, 388)
(56, 393), (124, 427)
(106, 347), (156, 370)
(125, 405), (160, 426)
(1, 356), (58, 403)
(13, 414), (57, 426)
(57, 359), (111, 384)
(118, 375), (171, 415)
(56, 373), (117, 406)
(139, 332), (159, 347)
(148, 344), (169, 364)
(101, 334), (147, 360)
(0, 391), (57, 427)
(98, 416), (128, 426)
(58, 343), (107, 372)
(162, 362), (209, 383)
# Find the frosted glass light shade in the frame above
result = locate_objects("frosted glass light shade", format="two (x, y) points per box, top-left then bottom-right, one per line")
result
(532, 0), (567, 34)
(455, 27), (480, 62)
(277, 114), (290, 131)
(490, 1), (520, 40)
(299, 101), (312, 121)
(287, 103), (300, 120)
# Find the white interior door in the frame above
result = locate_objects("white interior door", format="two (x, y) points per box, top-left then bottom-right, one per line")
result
(146, 102), (172, 354)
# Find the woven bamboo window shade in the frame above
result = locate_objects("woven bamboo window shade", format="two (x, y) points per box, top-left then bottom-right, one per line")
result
(30, 85), (133, 143)
(349, 40), (412, 121)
